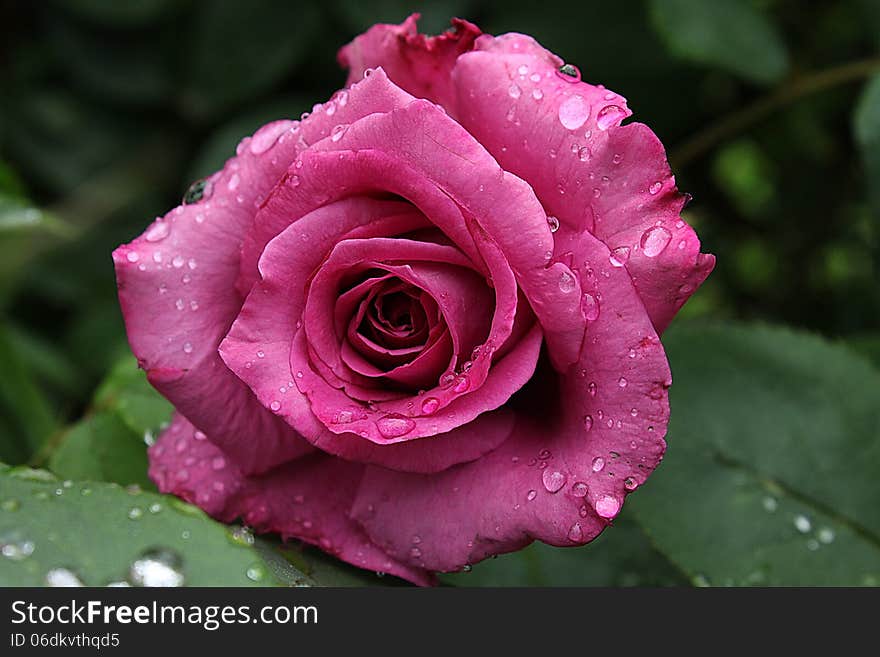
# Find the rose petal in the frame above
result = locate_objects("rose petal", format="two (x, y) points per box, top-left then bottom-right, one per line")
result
(148, 413), (434, 585)
(351, 230), (671, 572)
(450, 35), (715, 332)
(338, 14), (481, 115)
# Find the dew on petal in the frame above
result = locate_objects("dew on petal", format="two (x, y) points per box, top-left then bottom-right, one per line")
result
(640, 226), (672, 257)
(558, 95), (590, 130)
(542, 469), (567, 493)
(596, 105), (625, 130)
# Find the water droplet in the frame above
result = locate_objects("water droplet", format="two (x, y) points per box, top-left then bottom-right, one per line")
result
(618, 377), (627, 388)
(227, 173), (240, 191)
(526, 490), (537, 501)
(126, 251), (139, 263)
(211, 456), (226, 471)
(591, 456), (605, 472)
(46, 568), (84, 587)
(609, 246), (630, 267)
(567, 523), (584, 542)
(129, 548), (184, 587)
(818, 527), (835, 544)
(376, 414), (416, 438)
(246, 563), (266, 582)
(584, 415), (594, 431)
(624, 477), (638, 490)
(1, 530), (34, 560)
(453, 376), (470, 393)
(546, 215), (560, 232)
(508, 84), (522, 99)
(193, 430), (207, 441)
(558, 95), (590, 130)
(596, 105), (624, 130)
(577, 146), (591, 162)
(182, 342), (193, 354)
(334, 410), (354, 424)
(439, 372), (456, 389)
(531, 88), (544, 101)
(270, 400), (281, 412)
(421, 397), (440, 415)
(649, 181), (663, 195)
(1, 499), (19, 512)
(149, 503), (162, 514)
(558, 271), (576, 293)
(250, 122), (289, 155)
(128, 507), (143, 520)
(612, 153), (623, 164)
(581, 292), (600, 321)
(794, 515), (812, 533)
(556, 64), (581, 81)
(762, 496), (778, 512)
(172, 255), (185, 268)
(595, 495), (620, 519)
(640, 226), (672, 257)
(571, 481), (588, 497)
(542, 469), (567, 493)
(330, 124), (349, 142)
(517, 65), (529, 76)
(588, 382), (597, 397)
(145, 221), (170, 242)
(183, 179), (209, 204)
(256, 350), (265, 358)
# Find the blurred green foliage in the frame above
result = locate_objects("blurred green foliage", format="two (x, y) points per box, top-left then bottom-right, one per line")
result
(0, 0), (879, 586)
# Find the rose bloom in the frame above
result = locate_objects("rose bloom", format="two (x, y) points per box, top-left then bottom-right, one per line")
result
(113, 15), (713, 585)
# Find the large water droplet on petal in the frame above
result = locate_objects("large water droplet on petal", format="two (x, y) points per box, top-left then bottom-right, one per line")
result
(556, 64), (581, 82)
(640, 226), (672, 257)
(596, 105), (625, 130)
(542, 469), (567, 493)
(145, 221), (170, 242)
(250, 122), (289, 155)
(558, 95), (590, 130)
(376, 414), (416, 438)
(595, 495), (620, 519)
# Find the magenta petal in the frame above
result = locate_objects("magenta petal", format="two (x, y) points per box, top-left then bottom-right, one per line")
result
(338, 14), (481, 115)
(148, 413), (434, 585)
(450, 38), (715, 332)
(351, 231), (671, 573)
(113, 118), (315, 475)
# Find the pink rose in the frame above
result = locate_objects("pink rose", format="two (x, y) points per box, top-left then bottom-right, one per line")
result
(113, 15), (714, 585)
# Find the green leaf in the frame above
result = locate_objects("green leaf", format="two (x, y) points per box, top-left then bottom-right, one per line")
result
(648, 0), (789, 84)
(92, 355), (174, 438)
(854, 75), (880, 216)
(0, 465), (299, 586)
(631, 322), (880, 586)
(182, 0), (320, 117)
(440, 511), (686, 586)
(256, 537), (405, 587)
(0, 324), (58, 464)
(48, 412), (153, 490)
(44, 355), (172, 486)
(848, 334), (880, 369)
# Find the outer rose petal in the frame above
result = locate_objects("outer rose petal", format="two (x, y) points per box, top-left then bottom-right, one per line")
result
(114, 69), (416, 475)
(149, 413), (434, 586)
(451, 38), (714, 332)
(337, 20), (715, 333)
(352, 230), (671, 572)
(113, 119), (313, 475)
(338, 14), (481, 115)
